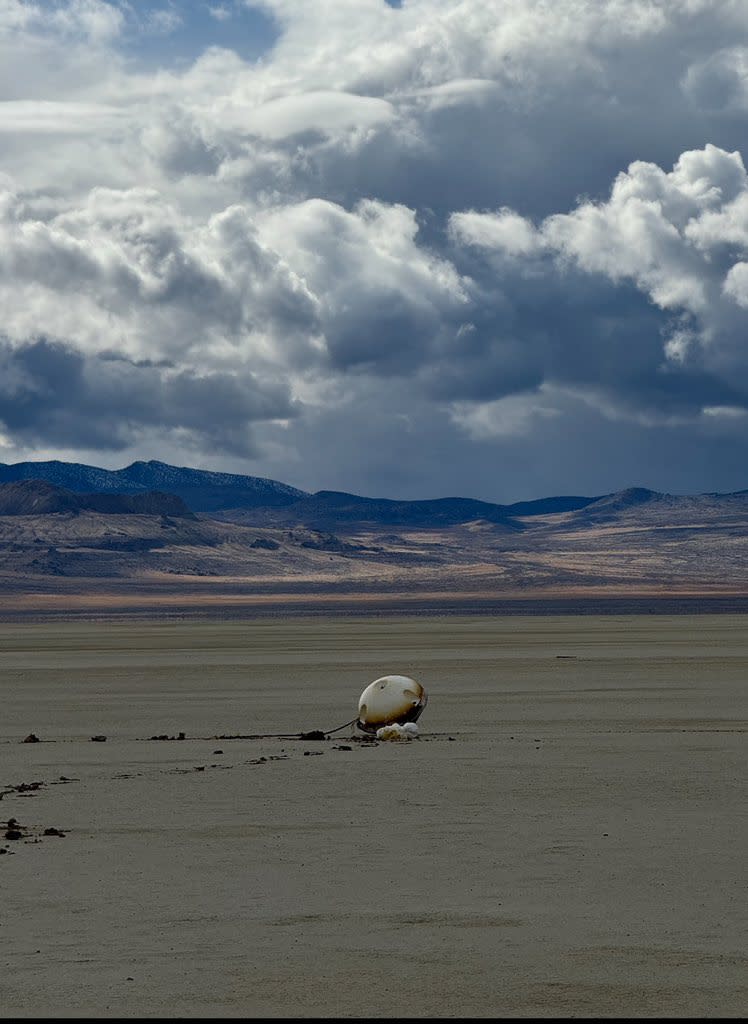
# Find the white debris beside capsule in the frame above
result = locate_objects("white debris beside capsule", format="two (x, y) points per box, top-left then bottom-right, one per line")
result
(357, 675), (427, 734)
(376, 722), (419, 741)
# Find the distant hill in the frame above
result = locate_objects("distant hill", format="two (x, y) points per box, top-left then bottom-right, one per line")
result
(0, 460), (308, 513)
(563, 487), (663, 523)
(0, 480), (194, 518)
(230, 490), (526, 530)
(564, 485), (748, 528)
(505, 494), (600, 516)
(0, 459), (602, 527)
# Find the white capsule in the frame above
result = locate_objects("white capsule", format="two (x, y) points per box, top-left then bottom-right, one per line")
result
(357, 674), (427, 734)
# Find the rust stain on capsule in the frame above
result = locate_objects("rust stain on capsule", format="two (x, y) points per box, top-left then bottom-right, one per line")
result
(357, 674), (427, 734)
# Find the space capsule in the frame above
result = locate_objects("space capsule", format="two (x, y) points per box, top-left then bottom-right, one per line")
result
(356, 674), (427, 734)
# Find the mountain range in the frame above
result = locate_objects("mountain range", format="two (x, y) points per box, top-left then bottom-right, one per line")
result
(0, 479), (195, 518)
(0, 458), (600, 524)
(0, 459), (306, 512)
(1, 460), (747, 614)
(2, 456), (747, 528)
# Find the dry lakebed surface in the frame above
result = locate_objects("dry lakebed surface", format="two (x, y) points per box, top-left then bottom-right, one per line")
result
(0, 614), (746, 1018)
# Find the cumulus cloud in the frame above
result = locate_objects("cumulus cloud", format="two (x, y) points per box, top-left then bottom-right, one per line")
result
(452, 144), (748, 403)
(451, 208), (541, 257)
(0, 174), (314, 453)
(2, 1), (748, 497)
(0, 182), (318, 359)
(257, 198), (468, 371)
(683, 47), (748, 112)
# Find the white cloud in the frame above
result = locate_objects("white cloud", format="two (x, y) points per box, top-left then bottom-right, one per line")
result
(451, 207), (540, 257)
(145, 7), (183, 35)
(453, 144), (748, 378)
(0, 181), (318, 368)
(683, 46), (748, 112)
(0, 0), (125, 42)
(451, 389), (561, 440)
(49, 0), (124, 42)
(0, 99), (124, 134)
(2, 2), (748, 491)
(256, 197), (468, 370)
(207, 4), (232, 21)
(234, 90), (395, 140)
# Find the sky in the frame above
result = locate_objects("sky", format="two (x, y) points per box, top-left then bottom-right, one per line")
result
(2, 0), (748, 502)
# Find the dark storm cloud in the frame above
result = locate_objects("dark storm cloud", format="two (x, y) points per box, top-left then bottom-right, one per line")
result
(441, 252), (748, 417)
(0, 339), (295, 454)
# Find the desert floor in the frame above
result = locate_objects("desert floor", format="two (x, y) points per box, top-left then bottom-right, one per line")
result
(1, 614), (746, 1018)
